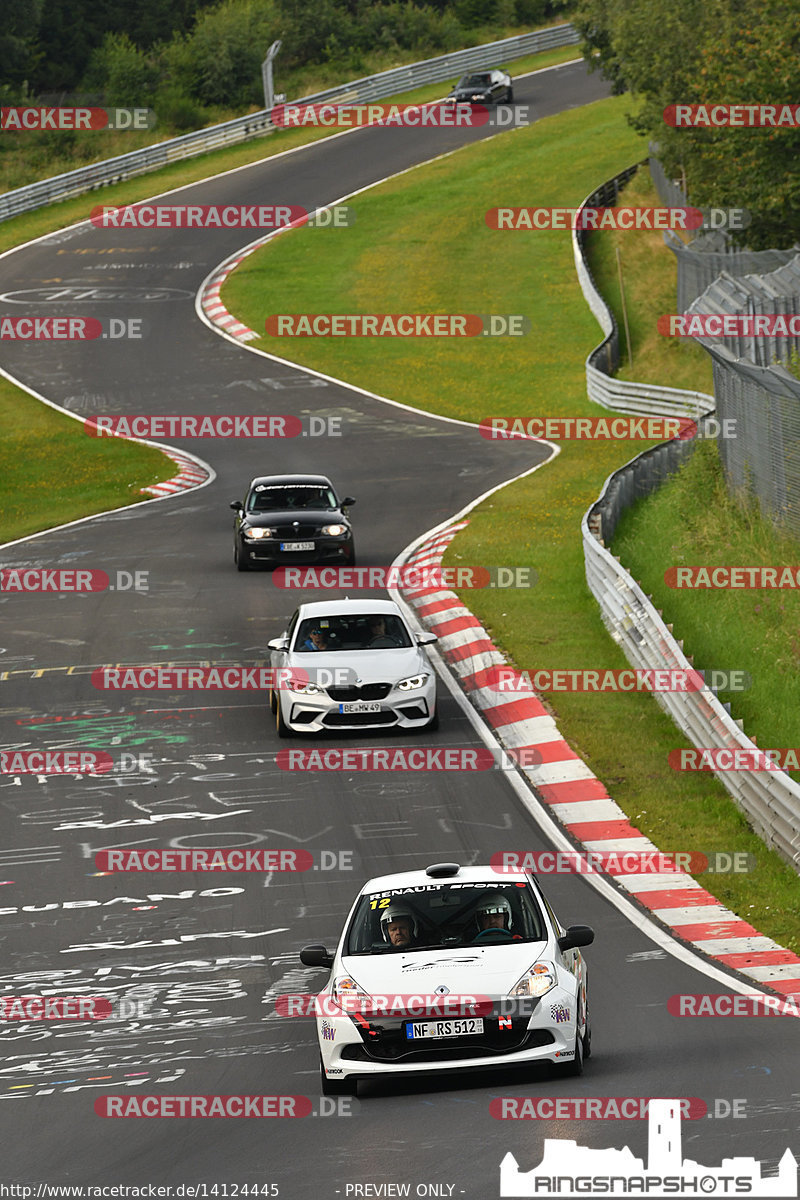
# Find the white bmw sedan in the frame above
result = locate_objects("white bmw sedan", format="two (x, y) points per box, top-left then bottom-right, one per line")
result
(299, 862), (594, 1095)
(267, 598), (438, 736)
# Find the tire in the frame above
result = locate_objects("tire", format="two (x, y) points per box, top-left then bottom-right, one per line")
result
(320, 1059), (356, 1097)
(235, 541), (251, 572)
(276, 696), (293, 738)
(507, 86), (514, 102)
(269, 687), (278, 714)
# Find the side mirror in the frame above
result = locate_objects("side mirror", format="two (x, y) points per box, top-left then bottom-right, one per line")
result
(230, 501), (243, 511)
(557, 925), (595, 952)
(341, 496), (356, 507)
(300, 944), (334, 969)
(415, 631), (438, 645)
(267, 637), (289, 651)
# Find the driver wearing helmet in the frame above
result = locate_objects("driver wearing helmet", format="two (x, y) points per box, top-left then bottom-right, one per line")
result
(380, 904), (419, 949)
(473, 893), (521, 941)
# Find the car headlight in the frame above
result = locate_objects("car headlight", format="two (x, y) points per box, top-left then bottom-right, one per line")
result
(331, 974), (368, 1012)
(397, 673), (429, 691)
(321, 524), (347, 536)
(510, 961), (557, 999)
(288, 678), (325, 695)
(244, 527), (272, 539)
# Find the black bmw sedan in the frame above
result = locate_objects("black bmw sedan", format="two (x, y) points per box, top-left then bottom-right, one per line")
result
(230, 474), (356, 571)
(446, 69), (514, 106)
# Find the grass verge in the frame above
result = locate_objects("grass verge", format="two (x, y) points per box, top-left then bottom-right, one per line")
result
(0, 381), (173, 542)
(221, 94), (800, 952)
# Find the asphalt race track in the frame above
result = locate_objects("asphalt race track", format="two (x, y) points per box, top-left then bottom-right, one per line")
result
(0, 58), (797, 1198)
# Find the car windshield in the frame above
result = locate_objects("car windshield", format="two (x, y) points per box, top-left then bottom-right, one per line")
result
(294, 614), (413, 652)
(458, 74), (491, 87)
(247, 485), (337, 512)
(344, 882), (547, 954)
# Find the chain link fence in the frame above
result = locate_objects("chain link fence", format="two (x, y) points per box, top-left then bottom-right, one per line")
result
(649, 152), (800, 311)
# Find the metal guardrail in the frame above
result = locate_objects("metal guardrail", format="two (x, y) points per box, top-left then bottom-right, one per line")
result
(574, 165), (800, 873)
(572, 166), (714, 422)
(0, 23), (579, 224)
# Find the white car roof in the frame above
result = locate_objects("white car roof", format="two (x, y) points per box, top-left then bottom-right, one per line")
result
(357, 863), (528, 892)
(297, 598), (403, 619)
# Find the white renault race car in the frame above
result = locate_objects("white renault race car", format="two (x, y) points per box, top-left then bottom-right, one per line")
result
(300, 861), (594, 1095)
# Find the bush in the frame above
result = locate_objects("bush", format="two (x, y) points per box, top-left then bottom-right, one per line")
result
(84, 33), (160, 106)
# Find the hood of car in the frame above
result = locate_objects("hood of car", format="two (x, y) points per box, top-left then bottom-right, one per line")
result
(244, 509), (346, 527)
(450, 87), (490, 98)
(339, 943), (547, 997)
(291, 647), (425, 680)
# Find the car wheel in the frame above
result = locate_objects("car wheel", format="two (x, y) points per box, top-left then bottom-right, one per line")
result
(269, 687), (278, 714)
(424, 706), (439, 732)
(320, 1059), (356, 1097)
(507, 86), (514, 102)
(276, 696), (293, 738)
(235, 541), (251, 572)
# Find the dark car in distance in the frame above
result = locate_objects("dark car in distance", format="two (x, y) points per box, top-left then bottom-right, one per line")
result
(230, 474), (356, 571)
(446, 69), (513, 106)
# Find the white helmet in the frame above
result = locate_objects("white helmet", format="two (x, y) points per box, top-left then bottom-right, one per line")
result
(380, 905), (418, 942)
(476, 893), (513, 930)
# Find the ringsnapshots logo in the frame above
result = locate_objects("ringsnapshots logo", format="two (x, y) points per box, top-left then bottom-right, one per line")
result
(264, 314), (529, 337)
(1, 107), (155, 131)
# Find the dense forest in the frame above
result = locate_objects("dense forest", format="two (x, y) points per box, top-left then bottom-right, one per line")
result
(574, 0), (800, 248)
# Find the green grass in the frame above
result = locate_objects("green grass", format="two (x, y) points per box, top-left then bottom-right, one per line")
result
(0, 380), (173, 542)
(221, 94), (800, 953)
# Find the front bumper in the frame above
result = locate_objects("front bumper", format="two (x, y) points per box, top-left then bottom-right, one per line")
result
(277, 679), (437, 731)
(243, 535), (353, 565)
(317, 989), (578, 1081)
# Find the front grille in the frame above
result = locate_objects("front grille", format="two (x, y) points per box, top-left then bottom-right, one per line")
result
(323, 711), (397, 727)
(271, 524), (321, 538)
(327, 683), (392, 702)
(341, 1024), (554, 1064)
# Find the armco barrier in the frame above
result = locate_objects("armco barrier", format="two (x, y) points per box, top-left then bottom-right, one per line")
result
(575, 165), (800, 874)
(572, 167), (714, 422)
(0, 23), (579, 224)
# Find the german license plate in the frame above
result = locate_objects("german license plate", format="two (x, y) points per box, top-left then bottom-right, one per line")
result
(340, 702), (380, 713)
(405, 1019), (484, 1039)
(280, 541), (315, 551)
